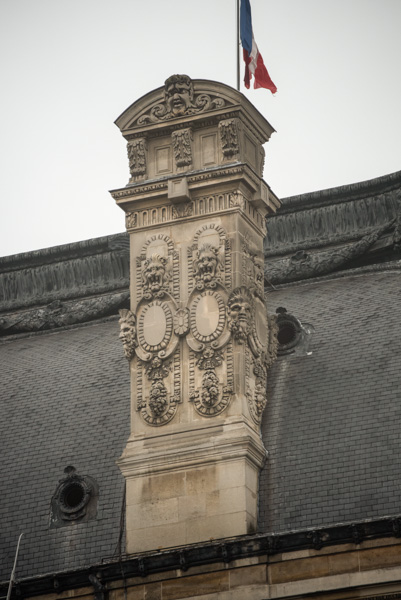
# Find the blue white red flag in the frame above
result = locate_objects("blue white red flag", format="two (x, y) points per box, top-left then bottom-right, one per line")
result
(240, 0), (277, 93)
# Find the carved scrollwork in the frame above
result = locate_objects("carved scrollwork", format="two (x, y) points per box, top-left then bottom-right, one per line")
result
(137, 75), (226, 125)
(119, 309), (137, 361)
(195, 345), (223, 370)
(144, 356), (169, 381)
(172, 128), (192, 168)
(246, 314), (278, 424)
(247, 353), (268, 424)
(242, 237), (264, 300)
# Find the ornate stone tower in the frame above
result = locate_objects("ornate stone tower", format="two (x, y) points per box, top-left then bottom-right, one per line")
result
(111, 75), (280, 553)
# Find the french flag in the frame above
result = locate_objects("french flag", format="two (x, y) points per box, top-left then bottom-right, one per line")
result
(240, 0), (277, 93)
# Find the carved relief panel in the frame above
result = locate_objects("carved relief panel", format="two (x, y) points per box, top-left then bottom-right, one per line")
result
(219, 118), (240, 160)
(127, 234), (181, 426)
(127, 138), (147, 182)
(135, 297), (181, 426)
(172, 128), (193, 168)
(188, 224), (231, 293)
(241, 235), (265, 301)
(118, 222), (276, 427)
(136, 234), (179, 302)
(186, 224), (233, 417)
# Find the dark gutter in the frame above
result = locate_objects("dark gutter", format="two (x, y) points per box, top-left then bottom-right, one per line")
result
(3, 515), (401, 599)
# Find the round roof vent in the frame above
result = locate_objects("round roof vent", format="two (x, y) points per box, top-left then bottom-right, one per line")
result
(276, 307), (303, 354)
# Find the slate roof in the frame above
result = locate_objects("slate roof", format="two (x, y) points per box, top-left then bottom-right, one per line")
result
(259, 267), (401, 533)
(0, 319), (130, 581)
(1, 169), (401, 584)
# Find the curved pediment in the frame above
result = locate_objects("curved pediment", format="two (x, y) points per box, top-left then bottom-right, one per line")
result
(115, 74), (274, 141)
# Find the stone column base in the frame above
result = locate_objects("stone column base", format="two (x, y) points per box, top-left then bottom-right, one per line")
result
(117, 421), (266, 554)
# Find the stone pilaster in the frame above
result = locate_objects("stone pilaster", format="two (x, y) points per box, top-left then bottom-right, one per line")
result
(111, 75), (280, 553)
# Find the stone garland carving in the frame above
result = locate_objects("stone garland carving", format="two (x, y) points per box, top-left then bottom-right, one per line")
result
(219, 119), (240, 159)
(127, 138), (147, 181)
(247, 315), (278, 424)
(137, 355), (180, 426)
(119, 309), (138, 361)
(226, 286), (278, 423)
(137, 75), (226, 125)
(248, 350), (269, 423)
(242, 237), (264, 300)
(189, 345), (233, 417)
(172, 128), (192, 167)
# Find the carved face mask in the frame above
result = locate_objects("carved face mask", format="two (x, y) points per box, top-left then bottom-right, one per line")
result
(166, 82), (192, 115)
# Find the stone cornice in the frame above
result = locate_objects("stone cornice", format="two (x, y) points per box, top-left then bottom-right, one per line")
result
(0, 234), (130, 318)
(118, 423), (266, 478)
(279, 169), (401, 214)
(110, 163), (262, 201)
(4, 515), (401, 598)
(265, 173), (401, 258)
(0, 233), (129, 274)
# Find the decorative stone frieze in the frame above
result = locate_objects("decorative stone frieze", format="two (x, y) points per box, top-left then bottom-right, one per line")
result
(113, 76), (279, 553)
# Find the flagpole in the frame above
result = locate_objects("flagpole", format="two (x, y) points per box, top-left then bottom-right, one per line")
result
(236, 0), (240, 91)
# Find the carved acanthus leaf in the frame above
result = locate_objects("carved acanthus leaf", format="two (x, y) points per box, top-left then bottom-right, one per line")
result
(172, 129), (192, 167)
(127, 138), (147, 180)
(219, 119), (239, 158)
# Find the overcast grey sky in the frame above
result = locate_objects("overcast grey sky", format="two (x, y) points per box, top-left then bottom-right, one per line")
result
(1, 0), (400, 257)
